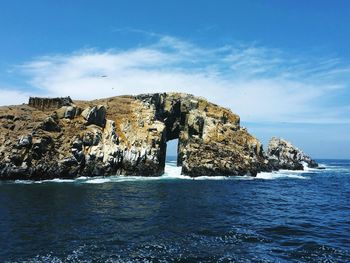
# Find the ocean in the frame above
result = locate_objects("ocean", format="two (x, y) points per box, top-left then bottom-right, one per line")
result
(0, 158), (349, 262)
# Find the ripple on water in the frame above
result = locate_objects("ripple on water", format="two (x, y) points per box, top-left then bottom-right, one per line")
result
(263, 225), (310, 237)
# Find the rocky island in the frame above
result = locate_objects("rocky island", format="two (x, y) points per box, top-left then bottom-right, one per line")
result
(0, 93), (318, 180)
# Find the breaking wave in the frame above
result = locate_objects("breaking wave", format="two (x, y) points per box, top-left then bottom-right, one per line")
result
(5, 160), (325, 185)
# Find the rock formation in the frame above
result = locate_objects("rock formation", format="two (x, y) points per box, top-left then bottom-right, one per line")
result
(28, 97), (73, 110)
(267, 137), (318, 170)
(0, 93), (317, 180)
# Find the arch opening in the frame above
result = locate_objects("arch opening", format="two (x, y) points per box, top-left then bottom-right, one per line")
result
(165, 138), (179, 165)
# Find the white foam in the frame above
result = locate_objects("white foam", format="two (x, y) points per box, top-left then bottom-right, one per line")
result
(256, 171), (309, 180)
(7, 162), (326, 184)
(318, 163), (327, 168)
(162, 163), (254, 181)
(162, 164), (190, 179)
(76, 176), (88, 180)
(14, 179), (35, 184)
(43, 178), (75, 183)
(85, 178), (112, 184)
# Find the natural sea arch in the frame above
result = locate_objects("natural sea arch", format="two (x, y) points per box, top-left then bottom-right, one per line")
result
(165, 138), (179, 164)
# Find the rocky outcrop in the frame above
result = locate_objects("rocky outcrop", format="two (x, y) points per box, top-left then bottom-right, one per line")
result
(136, 93), (269, 177)
(0, 93), (316, 180)
(28, 97), (73, 110)
(267, 137), (318, 170)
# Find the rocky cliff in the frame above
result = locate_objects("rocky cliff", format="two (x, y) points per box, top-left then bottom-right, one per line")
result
(0, 93), (317, 180)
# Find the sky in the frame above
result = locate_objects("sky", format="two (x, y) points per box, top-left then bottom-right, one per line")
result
(0, 0), (349, 159)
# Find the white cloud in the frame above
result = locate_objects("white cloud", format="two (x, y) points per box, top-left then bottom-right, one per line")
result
(6, 36), (350, 124)
(0, 88), (31, 106)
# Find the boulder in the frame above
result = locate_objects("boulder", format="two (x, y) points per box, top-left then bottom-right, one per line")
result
(18, 135), (32, 148)
(39, 117), (61, 132)
(81, 105), (106, 127)
(267, 137), (318, 170)
(56, 105), (78, 119)
(65, 106), (77, 119)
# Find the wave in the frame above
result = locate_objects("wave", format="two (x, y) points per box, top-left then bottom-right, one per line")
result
(317, 164), (350, 173)
(6, 162), (317, 185)
(256, 171), (309, 180)
(85, 178), (112, 184)
(14, 178), (76, 184)
(8, 170), (310, 187)
(14, 180), (36, 184)
(43, 178), (76, 183)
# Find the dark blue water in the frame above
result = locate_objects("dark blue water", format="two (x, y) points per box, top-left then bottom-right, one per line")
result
(0, 159), (350, 262)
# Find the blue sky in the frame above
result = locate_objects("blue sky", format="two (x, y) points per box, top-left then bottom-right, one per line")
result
(0, 0), (349, 158)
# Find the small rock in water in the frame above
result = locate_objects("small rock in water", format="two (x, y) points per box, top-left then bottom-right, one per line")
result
(267, 137), (318, 170)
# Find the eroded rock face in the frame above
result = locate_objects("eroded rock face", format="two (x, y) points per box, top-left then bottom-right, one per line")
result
(0, 93), (290, 180)
(267, 137), (318, 170)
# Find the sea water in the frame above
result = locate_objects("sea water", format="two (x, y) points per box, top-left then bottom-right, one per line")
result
(0, 158), (349, 262)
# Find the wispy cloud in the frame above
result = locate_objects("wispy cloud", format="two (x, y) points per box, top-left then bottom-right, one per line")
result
(6, 35), (350, 123)
(0, 88), (30, 106)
